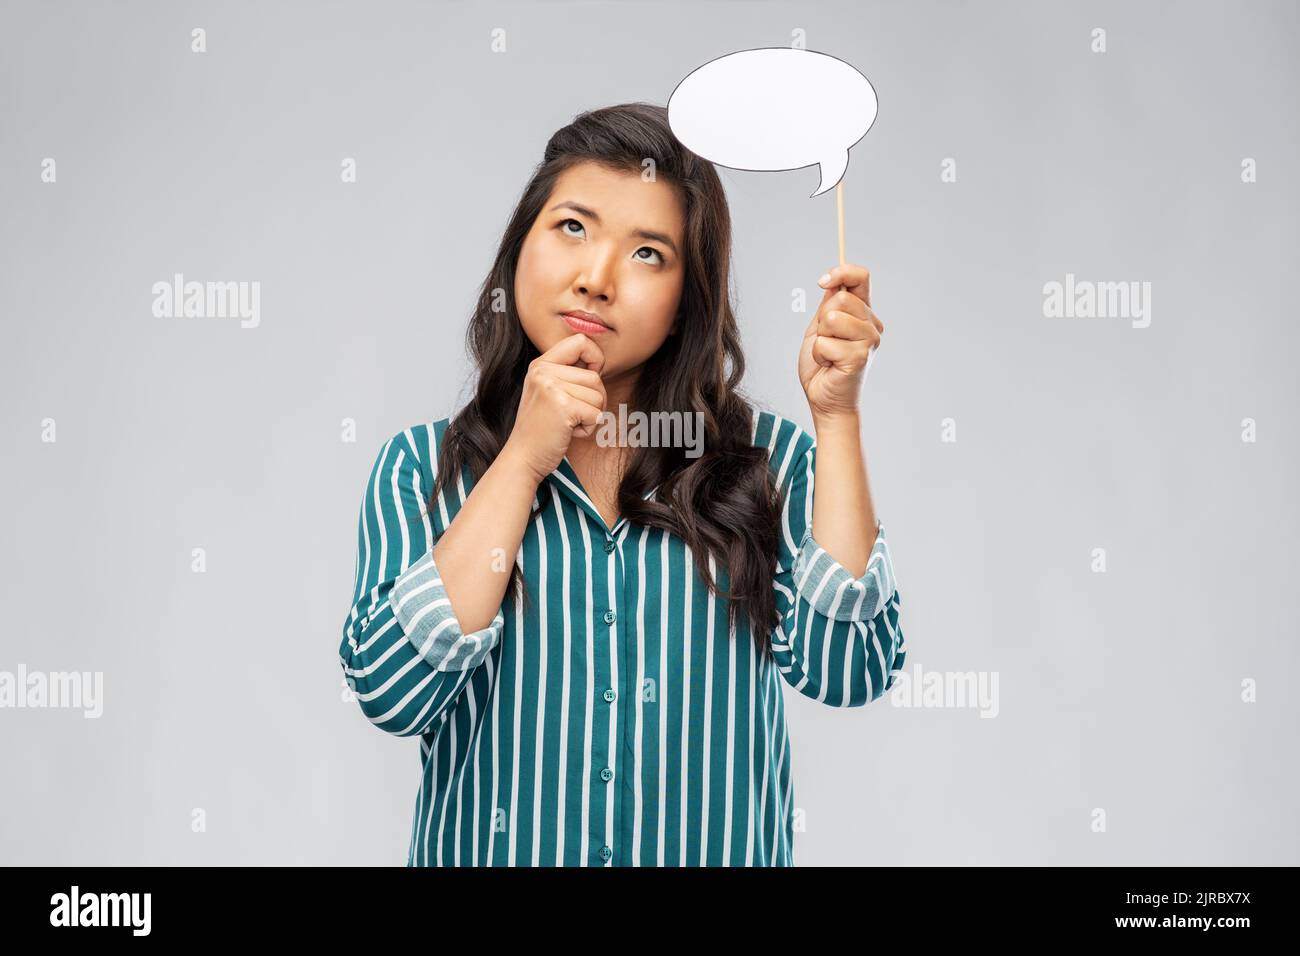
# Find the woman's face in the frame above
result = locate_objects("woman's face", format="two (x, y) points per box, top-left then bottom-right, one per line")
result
(514, 160), (686, 388)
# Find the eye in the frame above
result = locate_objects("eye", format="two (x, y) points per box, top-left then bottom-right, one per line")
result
(558, 218), (665, 266)
(558, 218), (586, 238)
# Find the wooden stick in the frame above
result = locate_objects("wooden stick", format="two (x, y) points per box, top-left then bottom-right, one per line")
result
(836, 180), (845, 267)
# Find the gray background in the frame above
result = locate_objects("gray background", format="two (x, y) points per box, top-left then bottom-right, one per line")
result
(2, 0), (1296, 865)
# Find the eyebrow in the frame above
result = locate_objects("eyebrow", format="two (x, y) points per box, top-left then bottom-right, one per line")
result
(549, 201), (679, 258)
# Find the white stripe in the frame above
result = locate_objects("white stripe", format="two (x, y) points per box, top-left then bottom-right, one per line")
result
(633, 526), (648, 865)
(701, 552), (716, 861)
(723, 582), (737, 865)
(507, 544), (524, 865)
(553, 484), (573, 865)
(530, 499), (550, 866)
(680, 541), (692, 864)
(657, 529), (669, 867)
(579, 509), (594, 865)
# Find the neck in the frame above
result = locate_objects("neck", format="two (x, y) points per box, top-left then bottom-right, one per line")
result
(567, 364), (640, 463)
(599, 363), (640, 413)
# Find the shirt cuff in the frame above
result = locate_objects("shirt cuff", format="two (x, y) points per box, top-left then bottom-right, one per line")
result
(792, 518), (895, 621)
(390, 549), (503, 672)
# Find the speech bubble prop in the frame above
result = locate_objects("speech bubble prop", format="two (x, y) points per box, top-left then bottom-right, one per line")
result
(668, 48), (878, 198)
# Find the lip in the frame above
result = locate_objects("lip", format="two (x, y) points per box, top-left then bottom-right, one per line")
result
(560, 311), (612, 335)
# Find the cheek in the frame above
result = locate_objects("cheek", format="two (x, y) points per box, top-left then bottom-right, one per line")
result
(515, 234), (557, 301)
(515, 243), (538, 303)
(625, 275), (682, 333)
(513, 241), (555, 351)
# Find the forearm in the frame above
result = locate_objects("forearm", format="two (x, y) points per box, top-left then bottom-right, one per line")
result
(432, 446), (541, 633)
(810, 411), (878, 578)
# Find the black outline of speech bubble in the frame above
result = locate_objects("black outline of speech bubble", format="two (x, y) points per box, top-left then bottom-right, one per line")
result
(667, 46), (879, 198)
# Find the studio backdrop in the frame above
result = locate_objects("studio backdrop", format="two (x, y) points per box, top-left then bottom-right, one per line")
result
(1, 0), (1296, 865)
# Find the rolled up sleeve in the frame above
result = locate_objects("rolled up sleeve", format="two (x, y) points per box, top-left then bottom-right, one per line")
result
(390, 548), (503, 672)
(791, 520), (896, 622)
(339, 430), (504, 737)
(769, 438), (907, 707)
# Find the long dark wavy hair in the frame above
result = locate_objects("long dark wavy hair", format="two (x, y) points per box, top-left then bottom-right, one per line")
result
(430, 102), (784, 655)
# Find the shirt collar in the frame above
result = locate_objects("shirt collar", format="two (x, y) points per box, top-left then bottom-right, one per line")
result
(536, 456), (659, 540)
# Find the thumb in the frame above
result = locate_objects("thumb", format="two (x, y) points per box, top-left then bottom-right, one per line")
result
(544, 333), (606, 374)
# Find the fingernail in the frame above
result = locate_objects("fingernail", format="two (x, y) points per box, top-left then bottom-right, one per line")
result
(818, 273), (831, 286)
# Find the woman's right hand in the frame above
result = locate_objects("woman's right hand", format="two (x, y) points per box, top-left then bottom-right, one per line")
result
(503, 333), (608, 484)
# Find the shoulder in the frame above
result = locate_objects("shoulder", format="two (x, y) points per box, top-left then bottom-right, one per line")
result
(398, 417), (453, 475)
(750, 406), (816, 483)
(371, 417), (453, 484)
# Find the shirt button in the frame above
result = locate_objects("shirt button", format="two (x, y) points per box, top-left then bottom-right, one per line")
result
(603, 609), (616, 625)
(599, 845), (613, 862)
(603, 688), (616, 703)
(600, 767), (614, 782)
(604, 539), (615, 554)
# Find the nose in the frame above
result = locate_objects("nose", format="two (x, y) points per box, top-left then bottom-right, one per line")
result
(574, 243), (617, 302)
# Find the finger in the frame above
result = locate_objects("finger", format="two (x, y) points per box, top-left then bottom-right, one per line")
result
(812, 333), (874, 369)
(558, 380), (606, 410)
(564, 397), (604, 435)
(817, 308), (874, 342)
(537, 332), (606, 374)
(823, 289), (870, 321)
(866, 307), (884, 337)
(817, 263), (870, 307)
(545, 364), (607, 391)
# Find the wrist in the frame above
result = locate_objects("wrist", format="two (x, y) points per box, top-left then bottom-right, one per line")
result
(496, 440), (548, 488)
(811, 409), (861, 438)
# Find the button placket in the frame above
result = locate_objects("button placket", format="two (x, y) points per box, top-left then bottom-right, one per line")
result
(605, 530), (628, 868)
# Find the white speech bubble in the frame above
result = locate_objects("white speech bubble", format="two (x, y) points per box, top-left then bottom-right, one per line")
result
(668, 48), (878, 197)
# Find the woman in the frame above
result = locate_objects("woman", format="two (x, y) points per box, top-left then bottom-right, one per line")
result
(339, 102), (906, 866)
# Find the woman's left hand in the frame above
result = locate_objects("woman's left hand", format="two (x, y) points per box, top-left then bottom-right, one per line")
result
(798, 263), (884, 419)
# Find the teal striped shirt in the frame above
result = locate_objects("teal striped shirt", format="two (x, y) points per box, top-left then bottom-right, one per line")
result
(339, 408), (906, 866)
